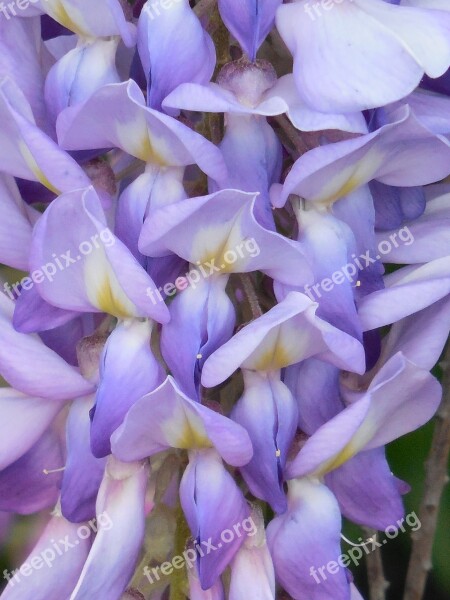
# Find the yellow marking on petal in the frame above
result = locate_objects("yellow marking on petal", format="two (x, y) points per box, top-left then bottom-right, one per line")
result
(94, 276), (135, 319)
(116, 121), (168, 165)
(250, 343), (294, 372)
(318, 440), (359, 475)
(44, 0), (87, 35)
(18, 141), (60, 195)
(161, 407), (212, 450)
(243, 325), (298, 371)
(275, 449), (281, 458)
(84, 249), (138, 319)
(313, 149), (385, 207)
(196, 354), (203, 359)
(196, 208), (247, 272)
(316, 417), (376, 476)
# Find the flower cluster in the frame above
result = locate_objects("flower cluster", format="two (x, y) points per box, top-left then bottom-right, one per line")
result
(0, 1), (449, 599)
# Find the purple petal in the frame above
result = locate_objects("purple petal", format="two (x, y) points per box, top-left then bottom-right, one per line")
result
(0, 292), (93, 400)
(0, 515), (91, 600)
(0, 430), (63, 514)
(140, 189), (312, 286)
(276, 0), (450, 113)
(138, 0), (215, 111)
(0, 77), (90, 194)
(218, 0), (281, 61)
(325, 448), (406, 530)
(267, 479), (350, 600)
(180, 449), (249, 590)
(0, 174), (34, 270)
(202, 292), (365, 388)
(161, 276), (235, 399)
(91, 319), (164, 457)
(274, 106), (450, 208)
(30, 186), (170, 323)
(70, 458), (149, 600)
(61, 396), (106, 522)
(358, 257), (450, 330)
(111, 376), (253, 467)
(0, 388), (62, 470)
(57, 80), (227, 184)
(231, 371), (297, 513)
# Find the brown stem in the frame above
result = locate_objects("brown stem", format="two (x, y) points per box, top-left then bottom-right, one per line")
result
(403, 342), (450, 600)
(273, 115), (313, 158)
(362, 528), (389, 600)
(239, 273), (263, 319)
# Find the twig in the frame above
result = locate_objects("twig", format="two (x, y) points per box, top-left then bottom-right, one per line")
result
(403, 342), (450, 600)
(273, 115), (313, 159)
(363, 528), (389, 600)
(239, 273), (263, 319)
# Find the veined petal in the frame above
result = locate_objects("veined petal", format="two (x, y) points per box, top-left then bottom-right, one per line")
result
(288, 353), (441, 479)
(45, 38), (121, 123)
(12, 286), (81, 334)
(325, 447), (406, 530)
(57, 80), (227, 183)
(61, 396), (106, 522)
(0, 16), (48, 131)
(0, 514), (91, 599)
(140, 189), (312, 286)
(138, 0), (215, 111)
(212, 114), (282, 230)
(70, 458), (149, 600)
(0, 174), (34, 270)
(0, 77), (90, 194)
(161, 276), (235, 400)
(374, 191), (450, 263)
(266, 479), (350, 600)
(276, 0), (450, 113)
(274, 106), (450, 208)
(0, 293), (92, 401)
(379, 296), (450, 371)
(0, 388), (63, 470)
(0, 429), (63, 514)
(163, 77), (367, 133)
(358, 256), (450, 330)
(37, 0), (136, 46)
(111, 376), (253, 467)
(202, 292), (365, 388)
(91, 319), (165, 457)
(180, 449), (250, 590)
(231, 371), (298, 513)
(218, 0), (281, 61)
(29, 186), (169, 323)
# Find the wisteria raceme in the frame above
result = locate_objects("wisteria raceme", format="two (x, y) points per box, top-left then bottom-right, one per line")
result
(0, 1), (449, 600)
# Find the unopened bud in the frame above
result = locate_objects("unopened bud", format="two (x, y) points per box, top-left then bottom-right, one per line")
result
(76, 332), (109, 383)
(83, 158), (117, 196)
(217, 58), (277, 107)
